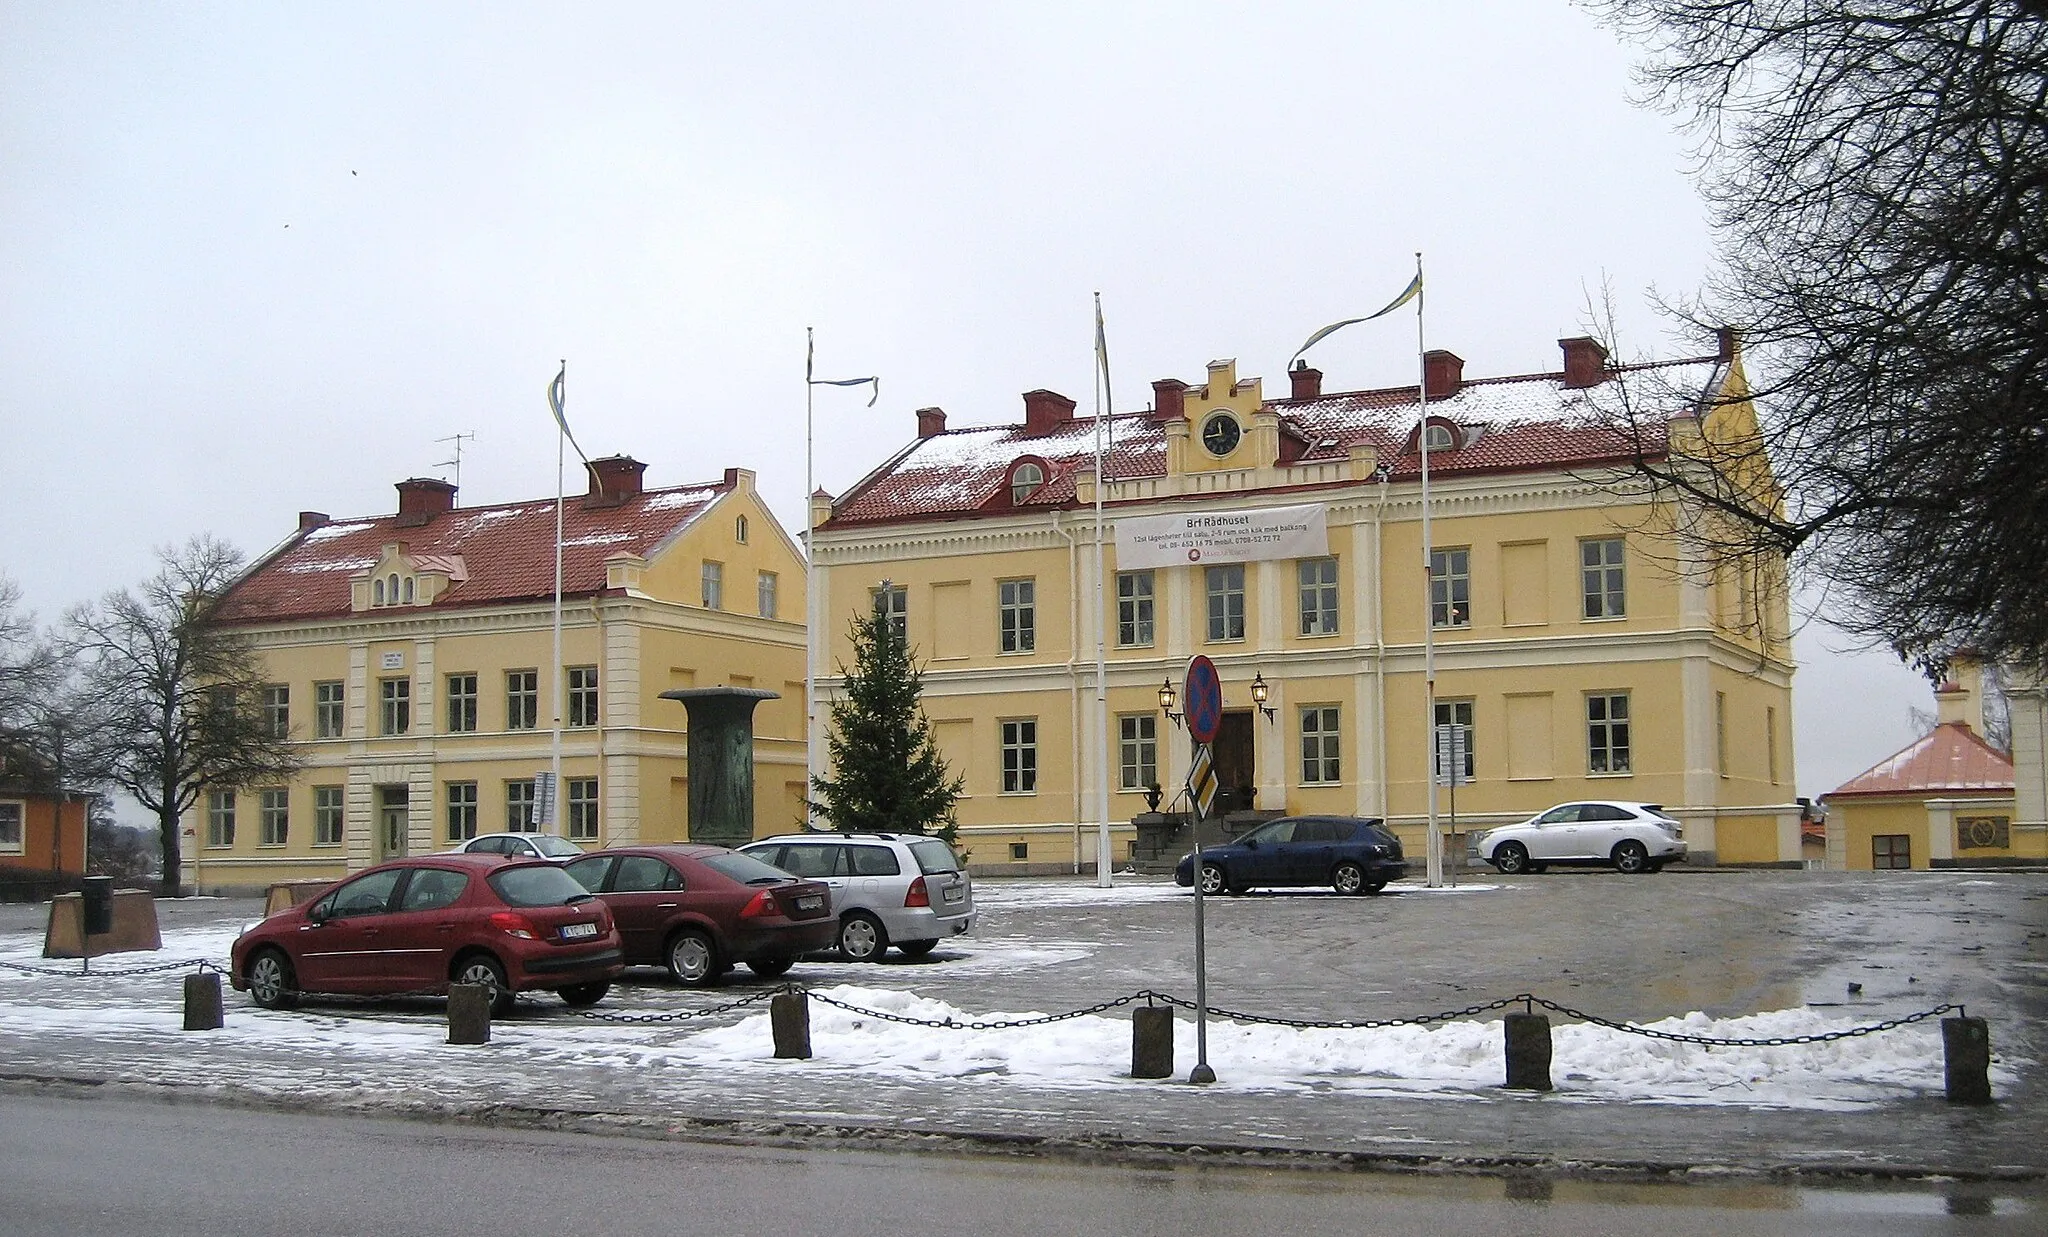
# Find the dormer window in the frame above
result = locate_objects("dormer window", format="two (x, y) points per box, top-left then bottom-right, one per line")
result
(1010, 461), (1045, 505)
(401, 577), (415, 603)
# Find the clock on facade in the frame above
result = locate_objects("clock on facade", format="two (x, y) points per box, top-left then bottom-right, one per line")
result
(1201, 412), (1241, 457)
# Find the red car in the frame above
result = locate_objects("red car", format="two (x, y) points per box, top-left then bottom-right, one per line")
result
(563, 844), (836, 985)
(231, 854), (623, 1016)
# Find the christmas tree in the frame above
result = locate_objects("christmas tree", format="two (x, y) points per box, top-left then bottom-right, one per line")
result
(809, 602), (962, 842)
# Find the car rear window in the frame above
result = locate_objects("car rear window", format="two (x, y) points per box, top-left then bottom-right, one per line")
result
(907, 838), (960, 874)
(488, 864), (594, 908)
(701, 852), (799, 885)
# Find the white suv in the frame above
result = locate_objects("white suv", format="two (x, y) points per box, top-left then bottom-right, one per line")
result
(1468, 801), (1686, 875)
(740, 832), (975, 960)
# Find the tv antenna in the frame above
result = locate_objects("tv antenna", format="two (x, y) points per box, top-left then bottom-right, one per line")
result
(434, 431), (477, 493)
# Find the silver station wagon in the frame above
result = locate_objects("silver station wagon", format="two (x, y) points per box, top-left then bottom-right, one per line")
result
(740, 832), (975, 960)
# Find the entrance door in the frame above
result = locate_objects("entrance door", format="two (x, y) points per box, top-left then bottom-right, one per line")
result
(377, 787), (409, 861)
(1213, 712), (1255, 812)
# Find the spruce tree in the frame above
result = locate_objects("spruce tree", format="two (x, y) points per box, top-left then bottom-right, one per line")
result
(809, 604), (962, 843)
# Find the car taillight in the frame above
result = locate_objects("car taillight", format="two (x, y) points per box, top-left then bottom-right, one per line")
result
(739, 890), (776, 919)
(904, 876), (929, 908)
(489, 912), (538, 939)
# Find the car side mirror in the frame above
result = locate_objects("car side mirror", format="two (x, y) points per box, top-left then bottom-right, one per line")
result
(306, 903), (328, 925)
(1243, 838), (1259, 849)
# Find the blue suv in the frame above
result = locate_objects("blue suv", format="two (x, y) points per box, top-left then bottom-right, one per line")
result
(1174, 815), (1408, 895)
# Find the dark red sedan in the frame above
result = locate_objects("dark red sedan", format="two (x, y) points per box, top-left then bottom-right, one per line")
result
(563, 844), (836, 985)
(231, 854), (623, 1016)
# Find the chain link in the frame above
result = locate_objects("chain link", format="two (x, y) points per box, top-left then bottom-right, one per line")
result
(808, 988), (1154, 1030)
(565, 986), (787, 1024)
(0, 957), (221, 979)
(1522, 995), (1966, 1047)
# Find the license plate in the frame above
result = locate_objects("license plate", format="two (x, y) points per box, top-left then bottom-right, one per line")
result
(560, 922), (598, 939)
(795, 895), (823, 911)
(942, 886), (965, 904)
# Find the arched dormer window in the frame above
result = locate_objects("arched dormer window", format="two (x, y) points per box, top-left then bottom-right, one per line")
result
(401, 576), (415, 603)
(1009, 460), (1045, 505)
(373, 578), (386, 605)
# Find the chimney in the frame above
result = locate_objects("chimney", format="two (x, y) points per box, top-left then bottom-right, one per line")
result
(1559, 336), (1611, 389)
(584, 455), (648, 507)
(1716, 325), (1741, 362)
(916, 407), (947, 438)
(393, 477), (457, 527)
(1022, 388), (1076, 437)
(1151, 378), (1187, 423)
(1423, 350), (1464, 400)
(1289, 363), (1323, 401)
(1935, 656), (1986, 733)
(298, 511), (329, 533)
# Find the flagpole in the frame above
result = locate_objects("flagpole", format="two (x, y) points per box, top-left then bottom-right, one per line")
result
(551, 359), (566, 839)
(1092, 293), (1112, 887)
(1416, 254), (1442, 888)
(805, 328), (817, 831)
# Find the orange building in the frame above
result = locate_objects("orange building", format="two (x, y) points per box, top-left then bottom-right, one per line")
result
(0, 784), (88, 881)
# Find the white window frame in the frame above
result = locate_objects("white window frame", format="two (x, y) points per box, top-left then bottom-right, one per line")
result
(1010, 461), (1044, 504)
(1117, 714), (1157, 792)
(567, 777), (599, 841)
(261, 684), (290, 739)
(1300, 706), (1341, 784)
(1205, 564), (1246, 642)
(446, 673), (478, 733)
(872, 584), (907, 643)
(259, 788), (289, 846)
(998, 578), (1036, 654)
(758, 570), (778, 619)
(1298, 557), (1339, 637)
(313, 785), (344, 847)
(701, 560), (724, 610)
(506, 670), (539, 731)
(1581, 537), (1626, 619)
(446, 781), (478, 842)
(568, 665), (599, 728)
(1430, 547), (1471, 628)
(1000, 719), (1038, 794)
(1433, 699), (1475, 781)
(0, 800), (22, 854)
(379, 677), (410, 736)
(1587, 692), (1632, 774)
(315, 680), (345, 738)
(1116, 570), (1154, 647)
(207, 790), (236, 848)
(506, 779), (538, 833)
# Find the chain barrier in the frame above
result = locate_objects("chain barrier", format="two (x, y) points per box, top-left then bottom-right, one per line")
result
(1522, 995), (1967, 1048)
(564, 986), (787, 1024)
(808, 988), (1157, 1031)
(0, 956), (220, 979)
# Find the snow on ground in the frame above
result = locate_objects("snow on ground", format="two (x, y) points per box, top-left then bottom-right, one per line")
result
(972, 876), (1508, 910)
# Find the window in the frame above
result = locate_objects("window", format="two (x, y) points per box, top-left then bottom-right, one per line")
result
(506, 670), (538, 730)
(1010, 461), (1044, 504)
(1205, 564), (1246, 641)
(262, 685), (290, 738)
(446, 781), (478, 842)
(446, 673), (477, 733)
(701, 561), (723, 609)
(373, 578), (385, 606)
(207, 790), (236, 847)
(259, 788), (289, 846)
(399, 869), (467, 912)
(1872, 834), (1911, 870)
(998, 578), (1036, 653)
(1433, 699), (1475, 781)
(402, 576), (414, 604)
(567, 777), (599, 841)
(506, 779), (537, 832)
(1116, 571), (1154, 647)
(873, 583), (907, 642)
(0, 802), (21, 854)
(568, 666), (599, 728)
(1010, 842), (1029, 860)
(734, 514), (749, 543)
(313, 785), (343, 846)
(315, 681), (345, 738)
(1587, 693), (1631, 774)
(1581, 538), (1626, 619)
(1118, 714), (1158, 791)
(1430, 548), (1470, 628)
(758, 571), (778, 619)
(1301, 706), (1341, 784)
(1298, 557), (1339, 636)
(1001, 719), (1038, 793)
(379, 677), (410, 735)
(1424, 422), (1457, 451)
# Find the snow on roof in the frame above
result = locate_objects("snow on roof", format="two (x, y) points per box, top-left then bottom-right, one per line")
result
(1826, 722), (2015, 799)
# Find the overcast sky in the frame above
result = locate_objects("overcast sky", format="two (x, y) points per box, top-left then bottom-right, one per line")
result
(0, 2), (1933, 799)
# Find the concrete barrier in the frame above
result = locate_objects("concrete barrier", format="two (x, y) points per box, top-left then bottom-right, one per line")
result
(447, 983), (491, 1045)
(772, 989), (812, 1059)
(1504, 1012), (1554, 1091)
(1131, 1006), (1174, 1078)
(1944, 1016), (1993, 1105)
(183, 971), (224, 1030)
(42, 889), (163, 959)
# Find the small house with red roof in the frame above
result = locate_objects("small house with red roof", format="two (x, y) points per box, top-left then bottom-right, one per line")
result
(1822, 663), (2037, 869)
(185, 458), (808, 890)
(0, 742), (87, 887)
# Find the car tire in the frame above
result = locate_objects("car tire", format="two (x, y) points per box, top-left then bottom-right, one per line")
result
(247, 948), (298, 1010)
(896, 939), (938, 958)
(667, 929), (722, 986)
(1613, 840), (1651, 874)
(558, 981), (610, 1007)
(453, 953), (515, 1017)
(1332, 862), (1366, 895)
(1493, 842), (1531, 875)
(839, 912), (889, 962)
(1198, 863), (1229, 896)
(1363, 880), (1388, 895)
(747, 956), (794, 979)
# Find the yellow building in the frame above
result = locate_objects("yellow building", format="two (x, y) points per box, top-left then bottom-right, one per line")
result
(810, 333), (1802, 871)
(188, 457), (808, 892)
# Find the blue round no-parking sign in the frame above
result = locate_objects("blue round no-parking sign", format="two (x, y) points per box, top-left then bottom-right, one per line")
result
(1185, 655), (1222, 744)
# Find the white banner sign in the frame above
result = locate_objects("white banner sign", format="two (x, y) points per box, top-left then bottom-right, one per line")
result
(1114, 503), (1329, 569)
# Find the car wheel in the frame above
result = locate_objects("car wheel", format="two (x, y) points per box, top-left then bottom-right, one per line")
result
(839, 912), (889, 961)
(453, 953), (515, 1017)
(747, 956), (794, 979)
(1332, 862), (1366, 895)
(1198, 863), (1229, 895)
(247, 948), (298, 1010)
(896, 939), (938, 958)
(1493, 842), (1531, 875)
(1363, 880), (1388, 895)
(1613, 840), (1651, 874)
(667, 929), (721, 986)
(558, 981), (609, 1007)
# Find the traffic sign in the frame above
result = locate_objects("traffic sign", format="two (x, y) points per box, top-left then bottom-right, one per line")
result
(1184, 655), (1222, 744)
(1186, 743), (1218, 819)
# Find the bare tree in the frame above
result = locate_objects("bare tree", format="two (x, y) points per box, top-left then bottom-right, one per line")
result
(0, 574), (63, 755)
(62, 537), (300, 896)
(1588, 1), (2048, 678)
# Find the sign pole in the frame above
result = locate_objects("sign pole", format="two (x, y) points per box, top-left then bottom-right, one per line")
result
(1182, 655), (1223, 1085)
(1189, 744), (1214, 1085)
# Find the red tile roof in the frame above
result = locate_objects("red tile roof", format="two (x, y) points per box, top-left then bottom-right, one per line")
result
(1825, 722), (2016, 799)
(823, 356), (1726, 528)
(212, 480), (732, 625)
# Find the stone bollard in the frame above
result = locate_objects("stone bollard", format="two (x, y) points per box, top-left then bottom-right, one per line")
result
(1503, 1012), (1553, 1091)
(183, 971), (224, 1031)
(1943, 1016), (1992, 1105)
(1132, 1006), (1174, 1079)
(771, 988), (812, 1059)
(447, 983), (491, 1045)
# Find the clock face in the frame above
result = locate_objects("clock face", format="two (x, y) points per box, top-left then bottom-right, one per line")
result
(1201, 412), (1241, 457)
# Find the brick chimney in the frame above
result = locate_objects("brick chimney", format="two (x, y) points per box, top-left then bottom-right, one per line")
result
(916, 407), (947, 438)
(1423, 350), (1464, 400)
(394, 477), (457, 527)
(1151, 378), (1187, 423)
(1716, 325), (1741, 362)
(584, 455), (648, 507)
(1559, 336), (1611, 389)
(1289, 363), (1323, 401)
(298, 511), (329, 532)
(1022, 389), (1076, 437)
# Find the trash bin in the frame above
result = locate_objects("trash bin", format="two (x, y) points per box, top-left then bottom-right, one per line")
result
(81, 876), (114, 936)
